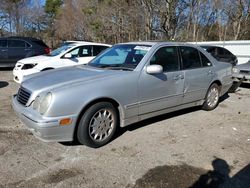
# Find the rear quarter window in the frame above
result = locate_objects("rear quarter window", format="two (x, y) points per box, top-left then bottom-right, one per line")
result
(32, 40), (48, 47)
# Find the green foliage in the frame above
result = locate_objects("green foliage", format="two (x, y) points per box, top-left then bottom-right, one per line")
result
(82, 7), (97, 15)
(45, 0), (63, 18)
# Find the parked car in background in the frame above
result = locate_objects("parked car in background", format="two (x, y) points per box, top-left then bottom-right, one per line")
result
(12, 42), (233, 148)
(13, 41), (111, 83)
(0, 36), (50, 67)
(232, 60), (250, 81)
(201, 45), (238, 66)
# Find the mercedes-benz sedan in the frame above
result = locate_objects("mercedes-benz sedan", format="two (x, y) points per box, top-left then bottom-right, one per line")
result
(12, 42), (233, 148)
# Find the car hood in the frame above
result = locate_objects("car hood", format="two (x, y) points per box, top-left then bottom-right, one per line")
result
(18, 55), (54, 64)
(21, 66), (120, 92)
(236, 61), (250, 70)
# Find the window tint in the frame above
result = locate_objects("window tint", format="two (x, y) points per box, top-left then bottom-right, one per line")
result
(223, 48), (233, 56)
(8, 40), (26, 48)
(207, 47), (216, 54)
(217, 47), (224, 55)
(0, 40), (7, 47)
(79, 46), (92, 57)
(93, 45), (109, 56)
(32, 40), (48, 47)
(150, 46), (179, 72)
(200, 52), (212, 67)
(180, 46), (201, 69)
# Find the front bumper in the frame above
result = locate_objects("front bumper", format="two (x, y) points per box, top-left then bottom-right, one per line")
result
(13, 68), (40, 84)
(12, 95), (77, 142)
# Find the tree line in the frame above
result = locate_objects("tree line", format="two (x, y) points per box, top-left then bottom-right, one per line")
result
(0, 0), (249, 47)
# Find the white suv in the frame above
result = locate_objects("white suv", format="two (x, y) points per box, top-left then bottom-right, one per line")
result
(13, 41), (111, 83)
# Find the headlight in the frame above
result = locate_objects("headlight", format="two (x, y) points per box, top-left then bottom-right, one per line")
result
(22, 63), (37, 70)
(32, 92), (52, 115)
(232, 67), (239, 73)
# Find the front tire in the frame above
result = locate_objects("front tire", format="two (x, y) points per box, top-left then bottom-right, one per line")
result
(202, 83), (220, 111)
(77, 102), (118, 148)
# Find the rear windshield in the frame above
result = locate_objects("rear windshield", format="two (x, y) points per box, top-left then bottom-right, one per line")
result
(32, 40), (48, 47)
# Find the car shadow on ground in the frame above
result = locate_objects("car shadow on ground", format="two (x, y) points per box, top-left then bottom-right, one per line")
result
(240, 83), (250, 89)
(61, 93), (231, 147)
(0, 81), (9, 88)
(0, 67), (13, 71)
(60, 106), (203, 147)
(130, 158), (250, 188)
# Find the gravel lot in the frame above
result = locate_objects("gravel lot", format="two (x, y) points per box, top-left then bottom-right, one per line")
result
(0, 69), (250, 188)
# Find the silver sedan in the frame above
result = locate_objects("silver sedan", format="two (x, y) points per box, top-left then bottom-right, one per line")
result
(12, 42), (233, 147)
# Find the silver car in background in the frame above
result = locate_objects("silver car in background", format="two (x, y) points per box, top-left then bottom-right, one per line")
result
(232, 61), (250, 82)
(12, 42), (233, 148)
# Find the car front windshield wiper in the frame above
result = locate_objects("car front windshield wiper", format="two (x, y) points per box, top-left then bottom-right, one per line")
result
(94, 64), (135, 71)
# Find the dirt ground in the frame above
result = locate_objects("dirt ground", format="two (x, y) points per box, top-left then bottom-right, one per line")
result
(0, 69), (250, 188)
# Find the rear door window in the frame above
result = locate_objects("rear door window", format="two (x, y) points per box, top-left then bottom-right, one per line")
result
(93, 45), (109, 56)
(180, 46), (202, 69)
(8, 40), (26, 48)
(0, 40), (7, 47)
(79, 46), (92, 57)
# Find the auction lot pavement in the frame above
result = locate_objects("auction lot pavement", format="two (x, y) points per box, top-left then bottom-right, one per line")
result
(0, 69), (250, 188)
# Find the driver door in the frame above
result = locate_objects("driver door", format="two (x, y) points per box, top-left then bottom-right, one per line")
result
(138, 46), (185, 115)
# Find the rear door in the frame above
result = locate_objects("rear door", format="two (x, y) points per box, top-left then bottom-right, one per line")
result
(180, 46), (214, 103)
(8, 39), (30, 64)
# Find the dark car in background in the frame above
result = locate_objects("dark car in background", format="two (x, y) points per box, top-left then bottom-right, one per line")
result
(201, 46), (238, 66)
(0, 37), (50, 67)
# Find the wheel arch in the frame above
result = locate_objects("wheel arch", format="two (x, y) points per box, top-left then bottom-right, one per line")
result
(210, 80), (222, 89)
(73, 97), (122, 140)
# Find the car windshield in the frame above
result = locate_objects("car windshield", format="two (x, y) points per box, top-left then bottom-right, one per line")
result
(48, 44), (74, 57)
(88, 44), (151, 70)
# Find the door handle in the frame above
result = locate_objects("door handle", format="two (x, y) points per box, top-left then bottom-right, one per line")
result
(174, 74), (184, 80)
(1, 49), (7, 52)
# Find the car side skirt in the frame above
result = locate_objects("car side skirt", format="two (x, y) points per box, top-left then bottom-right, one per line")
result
(121, 99), (204, 127)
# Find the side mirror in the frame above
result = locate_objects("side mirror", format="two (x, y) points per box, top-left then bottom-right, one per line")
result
(64, 53), (72, 58)
(146, 65), (163, 74)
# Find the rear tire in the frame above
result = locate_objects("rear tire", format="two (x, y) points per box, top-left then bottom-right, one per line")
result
(202, 83), (220, 111)
(77, 102), (118, 148)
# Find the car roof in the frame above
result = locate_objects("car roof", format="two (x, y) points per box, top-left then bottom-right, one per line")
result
(63, 41), (111, 47)
(0, 36), (43, 41)
(118, 41), (199, 48)
(200, 45), (223, 48)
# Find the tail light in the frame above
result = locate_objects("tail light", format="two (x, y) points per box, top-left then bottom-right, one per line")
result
(44, 47), (51, 54)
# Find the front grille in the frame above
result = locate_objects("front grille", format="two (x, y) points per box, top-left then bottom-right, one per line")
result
(240, 70), (250, 75)
(17, 87), (31, 106)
